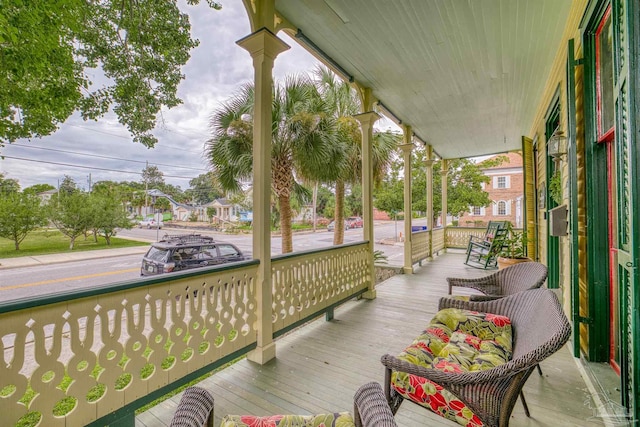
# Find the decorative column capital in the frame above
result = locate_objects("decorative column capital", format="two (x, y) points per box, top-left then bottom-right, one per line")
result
(237, 28), (290, 59)
(399, 143), (414, 153)
(353, 111), (381, 127)
(424, 159), (435, 167)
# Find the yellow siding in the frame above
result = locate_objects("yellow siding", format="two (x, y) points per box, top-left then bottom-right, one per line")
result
(574, 46), (589, 355)
(528, 0), (589, 340)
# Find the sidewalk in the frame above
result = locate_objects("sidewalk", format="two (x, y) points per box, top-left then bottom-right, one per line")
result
(0, 246), (149, 270)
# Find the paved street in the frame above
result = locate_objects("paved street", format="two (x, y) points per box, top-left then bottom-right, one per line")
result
(0, 220), (425, 303)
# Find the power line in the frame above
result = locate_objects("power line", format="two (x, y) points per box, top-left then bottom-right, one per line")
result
(65, 124), (206, 155)
(2, 155), (198, 180)
(8, 143), (208, 172)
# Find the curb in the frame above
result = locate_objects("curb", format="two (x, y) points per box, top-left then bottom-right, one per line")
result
(0, 246), (149, 270)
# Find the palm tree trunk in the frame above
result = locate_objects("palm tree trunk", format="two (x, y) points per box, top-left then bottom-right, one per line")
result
(279, 193), (293, 253)
(333, 180), (345, 245)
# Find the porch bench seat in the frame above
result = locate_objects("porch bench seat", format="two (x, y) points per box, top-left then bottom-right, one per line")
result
(388, 309), (513, 427)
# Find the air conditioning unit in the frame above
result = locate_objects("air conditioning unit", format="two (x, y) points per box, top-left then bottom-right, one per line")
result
(549, 204), (568, 236)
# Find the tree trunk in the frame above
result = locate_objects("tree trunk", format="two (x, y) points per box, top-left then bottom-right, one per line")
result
(279, 193), (293, 253)
(69, 236), (76, 250)
(105, 234), (111, 245)
(334, 180), (345, 245)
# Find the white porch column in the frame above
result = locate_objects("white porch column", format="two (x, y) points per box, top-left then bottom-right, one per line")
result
(441, 159), (449, 253)
(354, 88), (379, 299)
(237, 28), (289, 365)
(424, 145), (434, 260)
(400, 125), (413, 274)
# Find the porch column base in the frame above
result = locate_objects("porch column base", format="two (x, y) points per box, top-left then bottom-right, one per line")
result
(247, 342), (276, 365)
(403, 266), (414, 274)
(362, 290), (377, 300)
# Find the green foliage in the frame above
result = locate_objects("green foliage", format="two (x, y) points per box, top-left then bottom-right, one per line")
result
(374, 178), (404, 215)
(549, 170), (562, 205)
(0, 173), (20, 195)
(22, 183), (55, 195)
(47, 192), (91, 249)
(0, 192), (47, 250)
(0, 230), (145, 258)
(498, 223), (528, 259)
(373, 249), (388, 264)
(375, 146), (506, 221)
(186, 172), (223, 204)
(0, 1), (221, 146)
(207, 74), (342, 253)
(87, 194), (133, 245)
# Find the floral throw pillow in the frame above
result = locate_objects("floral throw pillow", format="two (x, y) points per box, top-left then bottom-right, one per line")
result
(220, 412), (355, 427)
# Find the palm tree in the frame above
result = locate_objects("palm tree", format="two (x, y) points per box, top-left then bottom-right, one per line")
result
(314, 67), (399, 245)
(206, 75), (343, 253)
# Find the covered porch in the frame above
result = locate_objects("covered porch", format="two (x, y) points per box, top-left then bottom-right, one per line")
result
(137, 252), (605, 427)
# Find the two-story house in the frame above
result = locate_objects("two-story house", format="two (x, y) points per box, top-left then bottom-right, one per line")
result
(458, 152), (524, 228)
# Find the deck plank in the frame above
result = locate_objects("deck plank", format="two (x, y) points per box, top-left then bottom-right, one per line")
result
(137, 252), (604, 427)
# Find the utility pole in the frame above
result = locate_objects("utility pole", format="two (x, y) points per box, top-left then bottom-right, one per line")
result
(312, 182), (318, 232)
(144, 160), (149, 217)
(87, 173), (92, 193)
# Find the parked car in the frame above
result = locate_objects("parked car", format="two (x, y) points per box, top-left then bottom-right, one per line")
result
(140, 234), (249, 276)
(347, 216), (363, 228)
(327, 220), (350, 232)
(139, 217), (164, 229)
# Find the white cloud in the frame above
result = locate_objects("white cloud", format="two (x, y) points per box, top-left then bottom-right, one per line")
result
(0, 1), (393, 191)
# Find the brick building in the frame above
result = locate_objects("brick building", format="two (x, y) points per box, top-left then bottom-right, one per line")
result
(458, 152), (523, 228)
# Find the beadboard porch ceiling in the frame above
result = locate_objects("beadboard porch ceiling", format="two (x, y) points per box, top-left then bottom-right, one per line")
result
(275, 0), (572, 159)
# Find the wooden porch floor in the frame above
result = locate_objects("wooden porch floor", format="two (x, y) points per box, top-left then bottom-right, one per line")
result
(137, 252), (605, 427)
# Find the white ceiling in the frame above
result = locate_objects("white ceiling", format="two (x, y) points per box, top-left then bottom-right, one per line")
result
(274, 0), (572, 159)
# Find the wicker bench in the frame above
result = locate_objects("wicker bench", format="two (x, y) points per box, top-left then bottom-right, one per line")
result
(381, 289), (570, 427)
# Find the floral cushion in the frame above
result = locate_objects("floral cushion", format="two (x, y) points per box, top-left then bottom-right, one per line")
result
(220, 412), (355, 427)
(391, 308), (513, 427)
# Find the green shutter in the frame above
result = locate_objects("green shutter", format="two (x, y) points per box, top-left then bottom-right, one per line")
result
(613, 0), (639, 417)
(567, 38), (581, 357)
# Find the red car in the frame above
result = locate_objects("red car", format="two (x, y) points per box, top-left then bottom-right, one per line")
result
(346, 216), (363, 228)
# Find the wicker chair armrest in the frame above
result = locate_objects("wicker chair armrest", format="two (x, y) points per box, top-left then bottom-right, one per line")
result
(438, 296), (505, 312)
(170, 386), (214, 427)
(381, 354), (515, 386)
(446, 274), (496, 288)
(353, 382), (398, 427)
(468, 295), (503, 302)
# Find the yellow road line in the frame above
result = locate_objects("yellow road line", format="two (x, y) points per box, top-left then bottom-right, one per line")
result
(2, 268), (140, 291)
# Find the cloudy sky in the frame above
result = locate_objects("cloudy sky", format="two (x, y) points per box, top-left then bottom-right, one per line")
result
(2, 1), (397, 192)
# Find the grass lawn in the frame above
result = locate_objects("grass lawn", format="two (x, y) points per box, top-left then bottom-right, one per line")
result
(0, 229), (147, 259)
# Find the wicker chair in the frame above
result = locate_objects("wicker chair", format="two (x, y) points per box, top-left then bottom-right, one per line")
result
(381, 289), (571, 427)
(448, 261), (548, 300)
(170, 386), (214, 427)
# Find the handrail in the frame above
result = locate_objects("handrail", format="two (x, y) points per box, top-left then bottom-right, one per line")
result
(0, 258), (260, 314)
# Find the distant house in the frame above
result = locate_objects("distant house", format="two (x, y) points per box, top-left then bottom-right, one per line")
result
(37, 189), (58, 204)
(204, 198), (238, 223)
(458, 152), (524, 228)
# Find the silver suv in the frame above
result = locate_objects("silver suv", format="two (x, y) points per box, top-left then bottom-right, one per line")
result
(141, 234), (249, 276)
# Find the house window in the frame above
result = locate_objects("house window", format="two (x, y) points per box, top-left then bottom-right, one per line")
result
(473, 206), (482, 216)
(596, 5), (614, 142)
(497, 201), (507, 215)
(494, 176), (510, 189)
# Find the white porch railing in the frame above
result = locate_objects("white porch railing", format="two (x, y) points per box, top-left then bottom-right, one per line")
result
(0, 243), (371, 426)
(0, 260), (260, 427)
(432, 227), (446, 253)
(271, 242), (371, 335)
(445, 226), (486, 248)
(411, 230), (430, 264)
